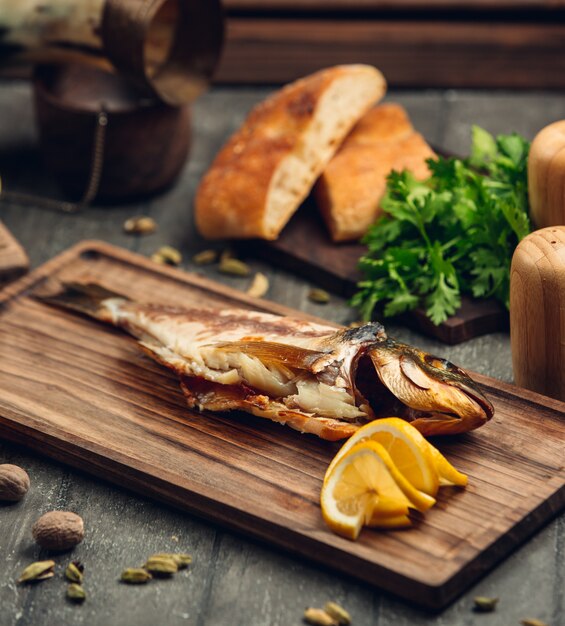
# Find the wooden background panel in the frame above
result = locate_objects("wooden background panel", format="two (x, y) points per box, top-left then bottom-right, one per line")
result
(225, 0), (565, 11)
(216, 18), (565, 88)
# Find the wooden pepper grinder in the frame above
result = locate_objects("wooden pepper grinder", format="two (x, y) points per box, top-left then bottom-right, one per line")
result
(510, 226), (565, 399)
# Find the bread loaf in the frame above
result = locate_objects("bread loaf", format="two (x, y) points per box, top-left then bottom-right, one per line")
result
(315, 103), (435, 242)
(195, 65), (386, 240)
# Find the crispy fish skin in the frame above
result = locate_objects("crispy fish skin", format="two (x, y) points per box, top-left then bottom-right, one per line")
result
(38, 282), (493, 440)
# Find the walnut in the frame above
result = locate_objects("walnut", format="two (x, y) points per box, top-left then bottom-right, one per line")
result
(32, 511), (84, 551)
(0, 464), (30, 501)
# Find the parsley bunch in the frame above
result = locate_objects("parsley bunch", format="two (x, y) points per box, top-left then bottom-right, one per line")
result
(352, 126), (530, 325)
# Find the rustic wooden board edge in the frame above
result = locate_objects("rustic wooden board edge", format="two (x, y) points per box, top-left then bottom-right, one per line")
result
(0, 240), (563, 611)
(0, 414), (443, 607)
(1, 389), (562, 611)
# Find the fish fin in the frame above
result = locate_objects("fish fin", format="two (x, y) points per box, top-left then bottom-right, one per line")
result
(398, 354), (432, 390)
(35, 282), (129, 321)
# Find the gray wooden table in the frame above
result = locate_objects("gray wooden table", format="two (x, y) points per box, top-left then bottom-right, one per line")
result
(0, 81), (563, 626)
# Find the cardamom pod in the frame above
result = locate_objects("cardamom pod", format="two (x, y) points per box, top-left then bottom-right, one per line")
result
(303, 607), (338, 626)
(308, 288), (330, 304)
(473, 596), (498, 612)
(157, 246), (182, 266)
(65, 561), (84, 584)
(121, 568), (152, 584)
(66, 583), (86, 603)
(192, 250), (218, 265)
(149, 553), (192, 569)
(247, 273), (269, 298)
(143, 556), (178, 576)
(521, 619), (549, 626)
(123, 216), (158, 235)
(17, 560), (55, 584)
(324, 602), (351, 625)
(219, 258), (250, 277)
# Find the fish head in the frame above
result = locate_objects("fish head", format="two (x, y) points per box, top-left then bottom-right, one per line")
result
(364, 339), (494, 436)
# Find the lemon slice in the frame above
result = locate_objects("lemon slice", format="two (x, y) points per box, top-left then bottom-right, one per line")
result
(326, 417), (439, 496)
(368, 514), (412, 529)
(429, 446), (468, 487)
(320, 441), (435, 540)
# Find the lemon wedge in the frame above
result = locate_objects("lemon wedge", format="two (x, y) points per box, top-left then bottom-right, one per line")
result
(368, 514), (412, 529)
(429, 445), (468, 487)
(320, 441), (435, 540)
(325, 417), (440, 496)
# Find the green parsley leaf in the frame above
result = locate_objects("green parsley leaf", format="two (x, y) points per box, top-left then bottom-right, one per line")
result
(353, 126), (530, 325)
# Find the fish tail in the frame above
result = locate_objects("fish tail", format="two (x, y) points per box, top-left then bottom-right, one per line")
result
(36, 282), (130, 322)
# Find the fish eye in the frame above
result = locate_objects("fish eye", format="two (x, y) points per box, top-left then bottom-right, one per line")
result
(424, 355), (450, 370)
(425, 355), (468, 378)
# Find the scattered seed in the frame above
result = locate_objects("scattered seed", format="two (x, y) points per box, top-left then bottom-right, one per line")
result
(324, 601), (351, 625)
(144, 556), (178, 577)
(152, 246), (182, 266)
(192, 249), (217, 265)
(473, 596), (498, 612)
(121, 568), (152, 584)
(247, 272), (269, 298)
(65, 561), (84, 584)
(521, 620), (549, 626)
(66, 583), (86, 603)
(219, 258), (251, 277)
(308, 288), (330, 304)
(304, 607), (338, 626)
(159, 246), (182, 266)
(123, 216), (157, 235)
(17, 560), (55, 584)
(149, 553), (192, 569)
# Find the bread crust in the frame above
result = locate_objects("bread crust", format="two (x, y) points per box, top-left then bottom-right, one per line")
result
(195, 65), (386, 240)
(315, 103), (436, 242)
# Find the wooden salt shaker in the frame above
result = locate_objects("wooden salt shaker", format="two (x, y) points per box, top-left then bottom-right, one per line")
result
(510, 226), (565, 399)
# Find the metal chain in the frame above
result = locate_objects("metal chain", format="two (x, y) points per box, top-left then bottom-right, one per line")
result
(0, 109), (108, 214)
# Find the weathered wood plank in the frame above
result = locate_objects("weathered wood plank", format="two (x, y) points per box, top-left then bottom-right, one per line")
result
(216, 19), (565, 88)
(225, 0), (565, 10)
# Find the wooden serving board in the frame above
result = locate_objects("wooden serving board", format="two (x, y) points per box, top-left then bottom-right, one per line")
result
(245, 202), (508, 345)
(0, 241), (563, 610)
(0, 221), (28, 284)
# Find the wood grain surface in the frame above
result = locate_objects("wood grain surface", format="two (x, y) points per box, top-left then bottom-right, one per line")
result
(225, 0), (565, 10)
(0, 240), (562, 610)
(244, 200), (508, 345)
(0, 220), (28, 283)
(217, 18), (565, 88)
(510, 226), (565, 401)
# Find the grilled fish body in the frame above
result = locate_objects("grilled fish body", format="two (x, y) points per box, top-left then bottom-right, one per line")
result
(41, 283), (493, 440)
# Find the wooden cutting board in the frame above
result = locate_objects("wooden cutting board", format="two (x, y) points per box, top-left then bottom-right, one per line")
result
(0, 240), (562, 610)
(245, 201), (508, 345)
(0, 221), (28, 283)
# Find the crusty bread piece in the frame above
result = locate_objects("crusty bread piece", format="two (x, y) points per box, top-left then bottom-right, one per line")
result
(315, 103), (436, 242)
(195, 65), (386, 240)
